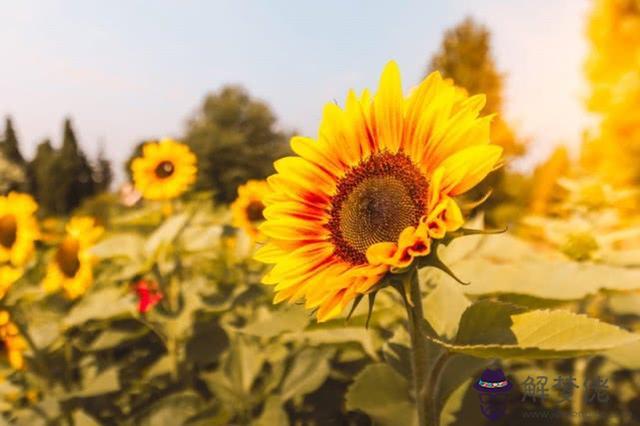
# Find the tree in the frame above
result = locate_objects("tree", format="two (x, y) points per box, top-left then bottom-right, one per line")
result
(28, 139), (57, 211)
(428, 17), (526, 226)
(183, 85), (291, 203)
(581, 0), (640, 186)
(42, 119), (98, 214)
(0, 117), (26, 167)
(428, 17), (524, 158)
(94, 146), (113, 192)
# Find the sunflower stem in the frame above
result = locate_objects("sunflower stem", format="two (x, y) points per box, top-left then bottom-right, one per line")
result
(402, 267), (433, 426)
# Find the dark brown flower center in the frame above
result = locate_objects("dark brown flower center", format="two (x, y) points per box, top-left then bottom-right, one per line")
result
(56, 237), (81, 278)
(327, 152), (429, 265)
(155, 161), (175, 179)
(246, 201), (265, 222)
(0, 215), (17, 249)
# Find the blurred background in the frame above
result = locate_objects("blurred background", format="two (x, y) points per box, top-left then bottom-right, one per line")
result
(2, 1), (640, 425)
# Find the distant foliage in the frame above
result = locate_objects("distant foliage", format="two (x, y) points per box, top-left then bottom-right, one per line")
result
(1, 117), (114, 215)
(582, 0), (640, 186)
(183, 85), (291, 203)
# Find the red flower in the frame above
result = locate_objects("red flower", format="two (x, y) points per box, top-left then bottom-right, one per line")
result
(134, 279), (163, 313)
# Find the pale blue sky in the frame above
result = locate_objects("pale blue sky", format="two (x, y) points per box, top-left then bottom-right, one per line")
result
(1, 1), (592, 181)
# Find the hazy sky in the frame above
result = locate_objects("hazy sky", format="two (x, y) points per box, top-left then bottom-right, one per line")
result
(1, 0), (593, 181)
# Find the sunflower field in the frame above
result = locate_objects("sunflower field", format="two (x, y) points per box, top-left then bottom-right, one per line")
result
(1, 1), (640, 425)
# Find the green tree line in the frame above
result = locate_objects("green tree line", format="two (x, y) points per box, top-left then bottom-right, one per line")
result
(0, 117), (112, 215)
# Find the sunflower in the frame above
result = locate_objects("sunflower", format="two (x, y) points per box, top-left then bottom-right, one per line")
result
(43, 217), (104, 299)
(0, 311), (27, 370)
(231, 180), (271, 240)
(131, 139), (197, 201)
(0, 192), (39, 268)
(256, 62), (502, 321)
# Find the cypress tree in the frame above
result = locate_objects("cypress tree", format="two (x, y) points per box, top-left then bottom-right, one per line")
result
(28, 140), (56, 211)
(0, 117), (26, 167)
(94, 146), (113, 192)
(47, 118), (98, 214)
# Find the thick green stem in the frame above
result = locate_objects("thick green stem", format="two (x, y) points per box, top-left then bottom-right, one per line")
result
(402, 268), (431, 426)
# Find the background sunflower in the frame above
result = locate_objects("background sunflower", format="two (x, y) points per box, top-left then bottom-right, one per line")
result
(0, 192), (39, 268)
(42, 217), (103, 299)
(131, 139), (197, 201)
(231, 180), (270, 240)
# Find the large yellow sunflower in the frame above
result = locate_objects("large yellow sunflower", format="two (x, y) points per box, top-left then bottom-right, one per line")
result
(0, 192), (39, 268)
(43, 217), (104, 299)
(231, 180), (271, 240)
(131, 139), (197, 201)
(256, 62), (502, 321)
(0, 311), (27, 370)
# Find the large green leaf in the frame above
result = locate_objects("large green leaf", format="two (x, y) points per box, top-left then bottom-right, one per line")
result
(434, 234), (640, 300)
(432, 300), (639, 359)
(345, 363), (417, 426)
(280, 348), (330, 401)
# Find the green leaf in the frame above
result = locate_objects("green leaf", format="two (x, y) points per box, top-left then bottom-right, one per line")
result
(241, 305), (310, 339)
(282, 326), (379, 360)
(179, 225), (223, 252)
(434, 300), (640, 359)
(345, 363), (417, 426)
(91, 233), (144, 259)
(64, 287), (135, 328)
(68, 368), (120, 398)
(280, 348), (330, 401)
(255, 396), (289, 426)
(144, 212), (190, 255)
(139, 392), (204, 426)
(226, 335), (265, 394)
(87, 329), (148, 351)
(440, 234), (640, 300)
(423, 279), (471, 340)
